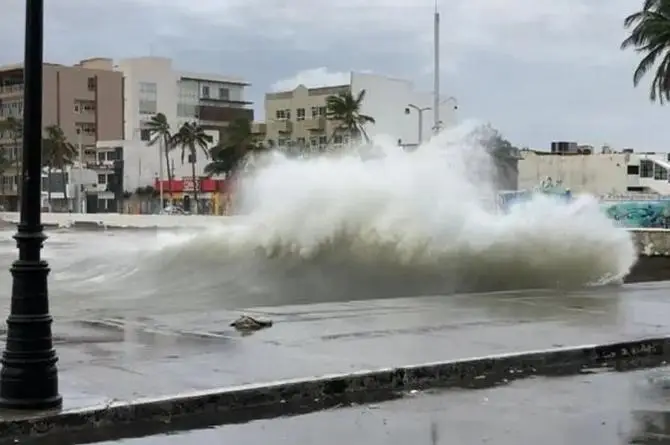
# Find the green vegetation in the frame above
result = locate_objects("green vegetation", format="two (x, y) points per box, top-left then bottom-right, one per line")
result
(145, 113), (174, 192)
(205, 118), (267, 177)
(325, 89), (376, 144)
(42, 125), (75, 206)
(170, 122), (213, 213)
(621, 0), (670, 103)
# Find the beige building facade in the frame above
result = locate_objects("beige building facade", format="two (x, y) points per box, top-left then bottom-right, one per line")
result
(255, 84), (352, 153)
(0, 58), (123, 208)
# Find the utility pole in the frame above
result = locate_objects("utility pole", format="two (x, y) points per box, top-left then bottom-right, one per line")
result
(433, 0), (441, 134)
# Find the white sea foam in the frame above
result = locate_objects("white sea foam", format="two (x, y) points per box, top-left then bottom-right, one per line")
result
(147, 121), (636, 298)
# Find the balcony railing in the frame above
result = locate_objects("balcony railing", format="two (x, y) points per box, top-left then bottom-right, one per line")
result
(0, 85), (23, 95)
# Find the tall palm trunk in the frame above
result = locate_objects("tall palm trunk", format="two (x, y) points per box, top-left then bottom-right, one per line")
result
(163, 135), (172, 197)
(0, 172), (5, 209)
(190, 145), (198, 214)
(61, 169), (68, 211)
(47, 166), (52, 205)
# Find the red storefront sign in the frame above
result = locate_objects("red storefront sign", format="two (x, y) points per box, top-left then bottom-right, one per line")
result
(154, 178), (227, 193)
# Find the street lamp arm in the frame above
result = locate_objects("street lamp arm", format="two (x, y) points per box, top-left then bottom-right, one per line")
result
(406, 104), (432, 113)
(440, 96), (458, 109)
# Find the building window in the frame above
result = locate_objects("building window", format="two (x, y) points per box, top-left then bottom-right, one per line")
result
(627, 165), (640, 175)
(202, 86), (210, 98)
(655, 165), (668, 181)
(318, 106), (326, 116)
(218, 87), (229, 100)
(138, 82), (157, 115)
(140, 129), (151, 141)
(97, 174), (107, 184)
(87, 77), (96, 91)
(640, 159), (653, 178)
(98, 152), (105, 162)
(318, 136), (327, 145)
(333, 135), (343, 144)
(311, 107), (318, 118)
(76, 123), (96, 136)
(276, 109), (292, 120)
(74, 103), (80, 113)
(139, 82), (157, 94)
(310, 137), (318, 147)
(139, 100), (156, 114)
(296, 137), (306, 147)
(296, 108), (305, 121)
(277, 139), (286, 147)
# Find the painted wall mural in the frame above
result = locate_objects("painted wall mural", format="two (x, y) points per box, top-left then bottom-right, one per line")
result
(601, 201), (670, 228)
(497, 177), (670, 228)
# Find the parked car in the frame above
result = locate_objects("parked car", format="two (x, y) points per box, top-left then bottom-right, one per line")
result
(158, 205), (190, 215)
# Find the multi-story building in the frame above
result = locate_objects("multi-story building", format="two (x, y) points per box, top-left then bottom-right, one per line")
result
(0, 58), (124, 210)
(112, 57), (253, 202)
(256, 72), (459, 151)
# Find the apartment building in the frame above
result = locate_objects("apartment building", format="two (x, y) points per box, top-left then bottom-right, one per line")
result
(113, 56), (254, 196)
(0, 58), (124, 210)
(256, 72), (460, 151)
(259, 84), (351, 152)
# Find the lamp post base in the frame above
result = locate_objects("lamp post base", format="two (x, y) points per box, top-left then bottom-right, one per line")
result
(0, 254), (62, 411)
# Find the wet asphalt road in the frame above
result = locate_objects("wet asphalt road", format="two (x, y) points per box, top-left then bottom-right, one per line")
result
(87, 368), (670, 445)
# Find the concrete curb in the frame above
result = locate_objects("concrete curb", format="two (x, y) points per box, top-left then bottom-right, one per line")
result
(1, 336), (670, 443)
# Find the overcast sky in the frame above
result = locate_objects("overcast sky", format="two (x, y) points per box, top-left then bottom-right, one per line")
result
(0, 0), (666, 151)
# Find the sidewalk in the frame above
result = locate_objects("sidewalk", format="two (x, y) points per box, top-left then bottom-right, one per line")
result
(91, 367), (670, 445)
(49, 282), (670, 405)
(2, 283), (670, 440)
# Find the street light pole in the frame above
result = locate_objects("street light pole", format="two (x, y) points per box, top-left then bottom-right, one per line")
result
(0, 0), (62, 410)
(405, 104), (431, 145)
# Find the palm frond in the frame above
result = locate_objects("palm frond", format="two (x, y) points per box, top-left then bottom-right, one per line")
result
(621, 0), (670, 103)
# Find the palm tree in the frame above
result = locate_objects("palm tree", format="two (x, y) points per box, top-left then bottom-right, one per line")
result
(145, 113), (173, 195)
(325, 89), (375, 144)
(621, 0), (670, 103)
(204, 118), (267, 177)
(170, 122), (213, 214)
(42, 125), (75, 209)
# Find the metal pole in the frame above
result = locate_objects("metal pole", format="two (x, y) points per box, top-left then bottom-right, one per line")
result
(407, 104), (431, 145)
(418, 110), (423, 145)
(433, 0), (441, 134)
(77, 129), (83, 213)
(0, 0), (62, 410)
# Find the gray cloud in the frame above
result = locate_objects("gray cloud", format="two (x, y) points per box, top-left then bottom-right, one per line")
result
(0, 0), (666, 150)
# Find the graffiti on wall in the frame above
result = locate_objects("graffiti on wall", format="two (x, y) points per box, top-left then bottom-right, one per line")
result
(602, 201), (670, 228)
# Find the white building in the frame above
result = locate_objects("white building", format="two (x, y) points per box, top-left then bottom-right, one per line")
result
(350, 72), (459, 146)
(103, 56), (253, 190)
(40, 166), (100, 212)
(519, 150), (670, 196)
(261, 72), (459, 150)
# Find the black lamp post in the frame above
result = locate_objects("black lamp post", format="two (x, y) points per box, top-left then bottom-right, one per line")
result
(0, 0), (62, 410)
